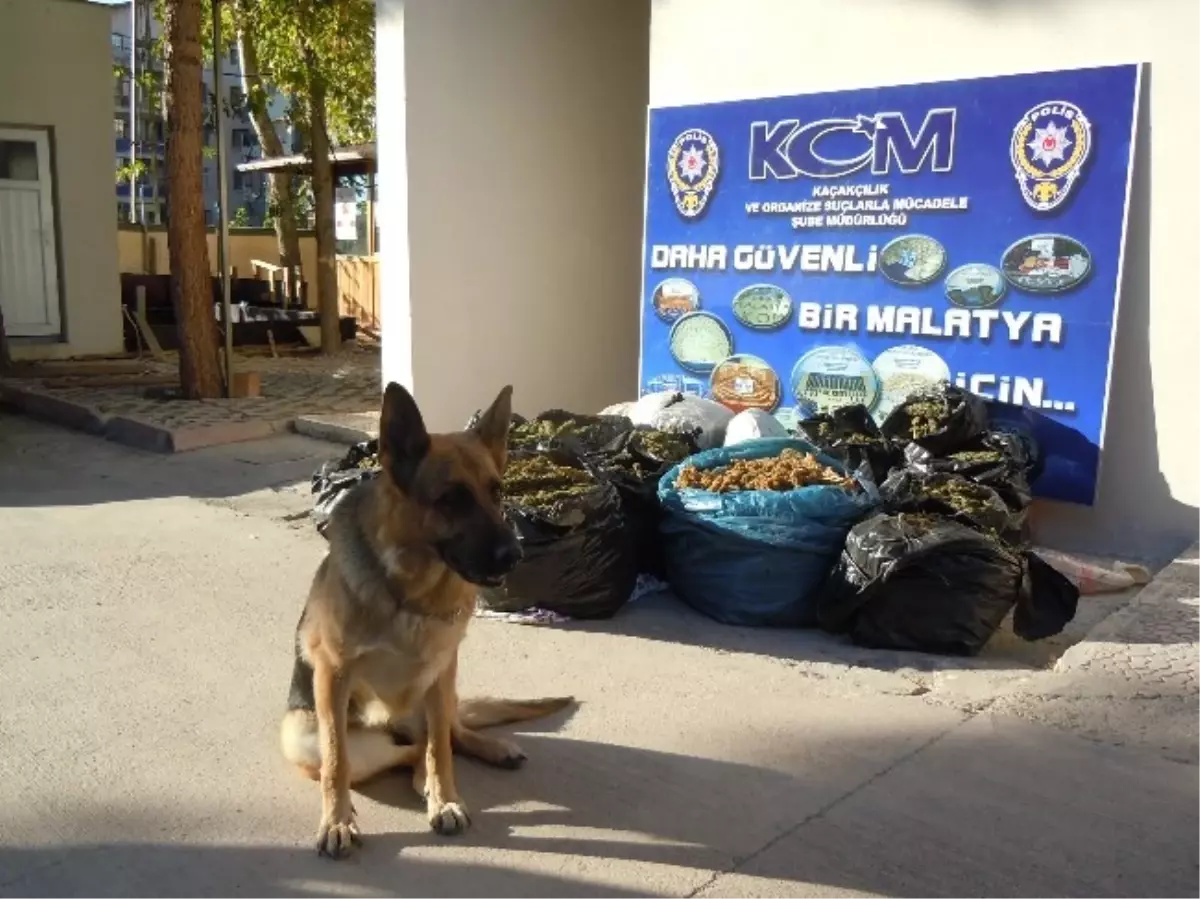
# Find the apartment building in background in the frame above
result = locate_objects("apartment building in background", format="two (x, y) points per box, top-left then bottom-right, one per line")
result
(109, 0), (294, 226)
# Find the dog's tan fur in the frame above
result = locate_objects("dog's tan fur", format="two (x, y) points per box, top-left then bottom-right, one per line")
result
(280, 383), (572, 859)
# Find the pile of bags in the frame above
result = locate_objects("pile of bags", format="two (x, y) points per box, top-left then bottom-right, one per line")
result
(310, 399), (714, 620)
(308, 385), (1082, 658)
(475, 409), (697, 619)
(806, 385), (1079, 656)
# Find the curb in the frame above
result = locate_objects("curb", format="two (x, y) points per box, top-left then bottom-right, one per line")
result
(292, 413), (378, 446)
(3, 382), (301, 454)
(1, 384), (109, 435)
(1054, 542), (1199, 673)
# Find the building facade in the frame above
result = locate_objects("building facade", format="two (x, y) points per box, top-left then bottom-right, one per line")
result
(374, 0), (1198, 563)
(0, 0), (122, 359)
(108, 0), (293, 227)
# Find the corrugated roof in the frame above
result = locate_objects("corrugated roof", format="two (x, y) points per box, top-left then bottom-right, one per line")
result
(235, 143), (376, 177)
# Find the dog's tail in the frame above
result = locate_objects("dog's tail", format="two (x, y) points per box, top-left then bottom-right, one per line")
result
(457, 696), (574, 729)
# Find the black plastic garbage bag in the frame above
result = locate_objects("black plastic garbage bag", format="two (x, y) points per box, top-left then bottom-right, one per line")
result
(880, 384), (988, 457)
(479, 449), (637, 619)
(587, 428), (697, 577)
(596, 430), (699, 570)
(1014, 552), (1080, 641)
(903, 429), (1031, 480)
(816, 513), (1028, 655)
(881, 469), (1027, 546)
(992, 422), (1044, 484)
(797, 404), (902, 486)
(903, 430), (1035, 519)
(981, 401), (1046, 484)
(464, 409), (527, 431)
(311, 439), (380, 537)
(506, 411), (635, 455)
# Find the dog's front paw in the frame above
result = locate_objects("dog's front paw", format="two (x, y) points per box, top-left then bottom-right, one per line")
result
(316, 812), (361, 859)
(428, 800), (471, 836)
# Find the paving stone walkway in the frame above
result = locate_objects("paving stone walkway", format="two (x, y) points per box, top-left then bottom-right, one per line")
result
(0, 348), (381, 452)
(991, 543), (1199, 760)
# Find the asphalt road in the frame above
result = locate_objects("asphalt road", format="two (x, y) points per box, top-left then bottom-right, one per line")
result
(0, 412), (1195, 897)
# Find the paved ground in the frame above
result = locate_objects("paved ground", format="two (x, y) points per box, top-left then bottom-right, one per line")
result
(0, 348), (381, 452)
(0, 412), (1195, 897)
(992, 546), (1199, 762)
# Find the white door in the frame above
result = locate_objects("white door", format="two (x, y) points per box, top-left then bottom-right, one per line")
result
(0, 129), (60, 336)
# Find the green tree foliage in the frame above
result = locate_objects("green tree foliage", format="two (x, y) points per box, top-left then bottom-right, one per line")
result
(235, 0), (375, 145)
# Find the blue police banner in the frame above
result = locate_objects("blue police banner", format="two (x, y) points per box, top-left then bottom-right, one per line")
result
(639, 64), (1141, 505)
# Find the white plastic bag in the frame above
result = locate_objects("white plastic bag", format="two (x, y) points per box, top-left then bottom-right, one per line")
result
(629, 391), (685, 427)
(723, 409), (789, 446)
(599, 401), (636, 418)
(1033, 547), (1152, 595)
(649, 396), (735, 450)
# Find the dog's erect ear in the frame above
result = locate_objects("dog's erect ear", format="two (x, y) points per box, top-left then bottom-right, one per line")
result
(378, 381), (430, 491)
(471, 385), (513, 471)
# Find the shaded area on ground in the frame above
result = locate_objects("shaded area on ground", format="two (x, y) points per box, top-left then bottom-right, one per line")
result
(0, 718), (1195, 898)
(0, 412), (1195, 897)
(0, 412), (335, 507)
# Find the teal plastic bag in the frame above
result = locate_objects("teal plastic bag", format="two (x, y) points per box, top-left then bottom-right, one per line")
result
(657, 438), (878, 627)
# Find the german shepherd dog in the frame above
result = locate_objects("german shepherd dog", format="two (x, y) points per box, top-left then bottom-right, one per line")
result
(281, 382), (573, 859)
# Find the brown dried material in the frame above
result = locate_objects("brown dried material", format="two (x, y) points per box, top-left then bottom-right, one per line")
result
(677, 448), (854, 493)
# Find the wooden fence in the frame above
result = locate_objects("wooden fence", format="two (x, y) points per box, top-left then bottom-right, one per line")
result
(336, 255), (379, 333)
(117, 226), (380, 334)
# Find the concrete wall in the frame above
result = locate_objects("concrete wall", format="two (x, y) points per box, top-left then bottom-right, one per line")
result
(649, 0), (1199, 561)
(1, 0), (122, 360)
(116, 226), (319, 293)
(376, 0), (651, 432)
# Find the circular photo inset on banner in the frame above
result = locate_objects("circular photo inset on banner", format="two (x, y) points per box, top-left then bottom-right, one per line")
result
(652, 277), (700, 323)
(668, 311), (734, 374)
(731, 284), (793, 331)
(879, 234), (948, 286)
(871, 345), (952, 422)
(791, 346), (880, 417)
(1001, 233), (1092, 293)
(709, 354), (783, 413)
(944, 263), (1007, 309)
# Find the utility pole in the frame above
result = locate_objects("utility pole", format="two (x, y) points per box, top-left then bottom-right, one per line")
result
(212, 0), (234, 396)
(128, 0), (138, 224)
(138, 0), (151, 224)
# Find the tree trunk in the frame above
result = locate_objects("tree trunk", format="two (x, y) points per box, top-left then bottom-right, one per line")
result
(237, 22), (302, 279)
(165, 0), (223, 398)
(306, 55), (340, 354)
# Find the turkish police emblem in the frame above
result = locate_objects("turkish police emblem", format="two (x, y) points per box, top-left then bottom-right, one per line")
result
(667, 129), (719, 219)
(1010, 101), (1093, 213)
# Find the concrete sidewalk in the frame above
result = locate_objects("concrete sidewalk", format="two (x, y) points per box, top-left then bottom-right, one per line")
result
(0, 413), (1195, 897)
(992, 544), (1198, 761)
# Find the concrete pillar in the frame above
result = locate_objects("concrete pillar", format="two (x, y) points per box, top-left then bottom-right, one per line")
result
(375, 0), (650, 432)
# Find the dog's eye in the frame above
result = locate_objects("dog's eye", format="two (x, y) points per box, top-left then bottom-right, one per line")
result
(435, 484), (474, 514)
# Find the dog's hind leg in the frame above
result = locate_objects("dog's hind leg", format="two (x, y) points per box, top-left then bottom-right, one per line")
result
(451, 695), (574, 769)
(281, 709), (420, 786)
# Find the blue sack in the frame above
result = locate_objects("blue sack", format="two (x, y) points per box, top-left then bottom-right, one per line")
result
(657, 438), (878, 627)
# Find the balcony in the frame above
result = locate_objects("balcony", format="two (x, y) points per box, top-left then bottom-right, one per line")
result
(117, 182), (161, 200)
(111, 36), (162, 71)
(115, 138), (166, 158)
